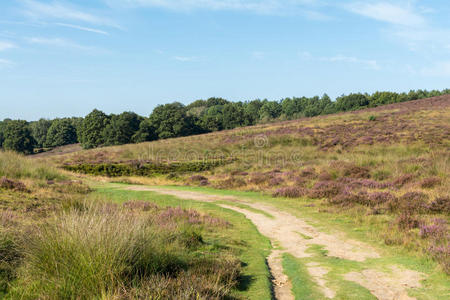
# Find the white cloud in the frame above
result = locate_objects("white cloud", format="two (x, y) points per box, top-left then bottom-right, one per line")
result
(22, 0), (120, 29)
(347, 2), (425, 27)
(173, 56), (197, 62)
(321, 54), (380, 70)
(0, 59), (14, 68)
(0, 41), (16, 51)
(27, 37), (94, 51)
(55, 23), (109, 35)
(421, 61), (450, 77)
(105, 0), (324, 16)
(251, 51), (265, 60)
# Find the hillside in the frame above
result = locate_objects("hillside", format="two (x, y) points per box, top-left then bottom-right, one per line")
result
(29, 95), (450, 299)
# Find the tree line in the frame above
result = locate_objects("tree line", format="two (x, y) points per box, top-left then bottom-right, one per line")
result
(1, 89), (449, 154)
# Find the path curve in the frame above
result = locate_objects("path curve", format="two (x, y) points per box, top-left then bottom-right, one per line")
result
(125, 186), (425, 300)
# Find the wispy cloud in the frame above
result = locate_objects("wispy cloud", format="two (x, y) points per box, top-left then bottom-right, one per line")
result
(300, 51), (380, 70)
(320, 54), (380, 70)
(0, 59), (14, 68)
(26, 37), (95, 51)
(105, 0), (326, 17)
(22, 0), (120, 29)
(251, 51), (265, 60)
(173, 56), (197, 62)
(55, 23), (109, 35)
(346, 2), (425, 27)
(421, 61), (450, 77)
(0, 41), (16, 51)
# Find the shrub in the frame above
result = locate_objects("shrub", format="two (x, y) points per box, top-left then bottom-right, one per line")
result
(420, 177), (441, 188)
(0, 177), (27, 192)
(428, 197), (450, 214)
(308, 181), (343, 198)
(395, 212), (421, 230)
(428, 245), (450, 274)
(272, 186), (305, 198)
(419, 219), (447, 240)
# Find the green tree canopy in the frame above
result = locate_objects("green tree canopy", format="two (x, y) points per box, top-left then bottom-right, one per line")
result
(45, 119), (77, 147)
(3, 120), (35, 154)
(148, 102), (198, 139)
(103, 112), (143, 146)
(80, 109), (109, 149)
(30, 118), (52, 148)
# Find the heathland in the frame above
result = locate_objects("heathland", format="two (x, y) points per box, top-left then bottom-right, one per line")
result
(1, 94), (448, 299)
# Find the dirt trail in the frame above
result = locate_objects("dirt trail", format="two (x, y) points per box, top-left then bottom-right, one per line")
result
(125, 186), (425, 300)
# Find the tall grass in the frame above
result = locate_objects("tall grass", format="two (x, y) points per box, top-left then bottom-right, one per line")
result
(0, 151), (64, 180)
(6, 202), (240, 299)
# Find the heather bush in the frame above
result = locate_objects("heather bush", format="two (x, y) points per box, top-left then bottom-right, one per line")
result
(395, 212), (422, 230)
(272, 186), (305, 198)
(428, 197), (450, 214)
(391, 174), (415, 187)
(419, 219), (447, 240)
(420, 177), (441, 188)
(428, 245), (450, 274)
(0, 177), (28, 192)
(308, 181), (343, 199)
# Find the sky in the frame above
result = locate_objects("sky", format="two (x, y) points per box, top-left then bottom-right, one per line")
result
(1, 0), (449, 120)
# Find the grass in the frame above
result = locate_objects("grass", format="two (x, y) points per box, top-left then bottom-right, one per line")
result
(128, 184), (450, 299)
(92, 184), (273, 299)
(0, 152), (274, 299)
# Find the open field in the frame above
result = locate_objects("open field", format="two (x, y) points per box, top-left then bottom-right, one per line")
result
(3, 95), (448, 299)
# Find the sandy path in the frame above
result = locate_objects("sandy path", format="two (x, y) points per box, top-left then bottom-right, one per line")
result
(125, 186), (425, 300)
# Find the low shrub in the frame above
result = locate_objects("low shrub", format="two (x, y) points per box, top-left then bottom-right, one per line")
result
(0, 177), (28, 192)
(272, 186), (305, 198)
(420, 177), (441, 188)
(428, 196), (450, 214)
(395, 212), (422, 230)
(308, 181), (343, 199)
(419, 219), (447, 240)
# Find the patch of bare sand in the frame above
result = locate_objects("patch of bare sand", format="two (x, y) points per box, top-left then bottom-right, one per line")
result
(344, 266), (425, 300)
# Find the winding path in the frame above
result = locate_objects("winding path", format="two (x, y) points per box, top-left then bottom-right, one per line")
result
(125, 186), (425, 300)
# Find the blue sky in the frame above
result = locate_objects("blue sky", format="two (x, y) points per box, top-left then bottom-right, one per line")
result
(1, 0), (449, 120)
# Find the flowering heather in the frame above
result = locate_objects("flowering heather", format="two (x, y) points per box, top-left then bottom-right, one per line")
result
(398, 192), (429, 213)
(419, 219), (447, 240)
(428, 245), (450, 274)
(308, 181), (344, 199)
(420, 177), (441, 188)
(269, 177), (284, 186)
(123, 201), (159, 212)
(272, 186), (305, 198)
(367, 192), (396, 206)
(391, 174), (415, 187)
(395, 212), (422, 230)
(300, 167), (317, 179)
(428, 197), (450, 215)
(0, 177), (27, 192)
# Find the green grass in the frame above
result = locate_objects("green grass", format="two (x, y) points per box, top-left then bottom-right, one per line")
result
(92, 184), (273, 300)
(123, 184), (449, 299)
(0, 150), (64, 180)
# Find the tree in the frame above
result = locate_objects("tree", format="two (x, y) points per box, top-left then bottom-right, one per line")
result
(103, 112), (143, 146)
(148, 102), (197, 139)
(335, 93), (369, 111)
(80, 109), (109, 149)
(222, 103), (247, 129)
(259, 101), (282, 121)
(200, 105), (224, 132)
(3, 120), (35, 154)
(131, 119), (157, 143)
(45, 119), (77, 147)
(30, 119), (52, 148)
